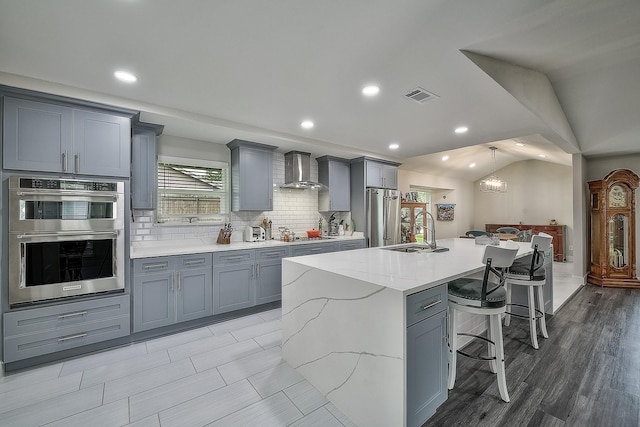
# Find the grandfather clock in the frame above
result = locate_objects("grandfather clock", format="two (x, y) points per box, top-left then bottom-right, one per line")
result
(588, 169), (640, 287)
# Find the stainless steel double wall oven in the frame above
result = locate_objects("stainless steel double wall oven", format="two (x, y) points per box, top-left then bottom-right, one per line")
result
(8, 176), (125, 306)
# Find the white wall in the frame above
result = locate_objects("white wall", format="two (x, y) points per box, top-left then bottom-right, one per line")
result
(397, 170), (475, 239)
(473, 160), (573, 256)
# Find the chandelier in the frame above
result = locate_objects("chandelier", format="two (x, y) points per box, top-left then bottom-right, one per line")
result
(479, 146), (507, 193)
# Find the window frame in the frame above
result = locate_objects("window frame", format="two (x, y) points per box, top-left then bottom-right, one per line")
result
(155, 155), (230, 225)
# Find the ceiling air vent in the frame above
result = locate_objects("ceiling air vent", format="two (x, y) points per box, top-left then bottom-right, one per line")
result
(404, 87), (439, 104)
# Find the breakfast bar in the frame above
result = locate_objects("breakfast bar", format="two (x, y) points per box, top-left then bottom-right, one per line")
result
(281, 238), (534, 427)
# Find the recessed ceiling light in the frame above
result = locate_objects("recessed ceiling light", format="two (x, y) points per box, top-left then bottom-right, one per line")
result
(362, 85), (380, 96)
(114, 70), (137, 83)
(442, 155), (449, 161)
(454, 126), (468, 134)
(539, 154), (546, 158)
(469, 163), (476, 168)
(300, 120), (314, 129)
(389, 143), (399, 150)
(515, 142), (525, 147)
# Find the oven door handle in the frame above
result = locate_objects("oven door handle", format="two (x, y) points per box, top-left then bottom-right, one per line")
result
(16, 191), (118, 200)
(16, 231), (118, 239)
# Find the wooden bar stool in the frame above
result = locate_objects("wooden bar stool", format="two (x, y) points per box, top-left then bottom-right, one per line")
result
(447, 242), (519, 403)
(504, 232), (553, 349)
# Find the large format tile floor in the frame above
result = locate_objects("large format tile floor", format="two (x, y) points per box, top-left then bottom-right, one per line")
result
(0, 261), (583, 427)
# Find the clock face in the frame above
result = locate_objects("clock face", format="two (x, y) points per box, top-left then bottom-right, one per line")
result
(609, 185), (627, 207)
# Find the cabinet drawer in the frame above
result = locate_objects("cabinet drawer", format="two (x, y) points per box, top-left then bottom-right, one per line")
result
(339, 240), (365, 251)
(214, 250), (254, 265)
(177, 253), (212, 269)
(406, 284), (447, 327)
(291, 243), (337, 257)
(3, 316), (130, 363)
(134, 257), (175, 274)
(4, 294), (130, 337)
(255, 247), (289, 261)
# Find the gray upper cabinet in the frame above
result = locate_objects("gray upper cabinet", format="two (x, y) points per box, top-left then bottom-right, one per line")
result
(72, 109), (130, 177)
(2, 95), (132, 177)
(2, 97), (73, 173)
(366, 159), (399, 189)
(317, 155), (351, 212)
(227, 139), (277, 211)
(131, 123), (163, 210)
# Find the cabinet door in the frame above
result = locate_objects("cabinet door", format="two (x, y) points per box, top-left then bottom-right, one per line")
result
(406, 310), (448, 427)
(73, 109), (130, 177)
(366, 161), (383, 188)
(329, 160), (351, 211)
(177, 267), (213, 322)
(3, 96), (72, 173)
(382, 164), (398, 189)
(213, 263), (255, 314)
(239, 147), (273, 211)
(256, 259), (282, 305)
(131, 129), (157, 209)
(133, 272), (175, 332)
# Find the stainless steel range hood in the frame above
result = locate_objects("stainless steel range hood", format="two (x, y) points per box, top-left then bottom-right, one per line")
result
(281, 151), (323, 189)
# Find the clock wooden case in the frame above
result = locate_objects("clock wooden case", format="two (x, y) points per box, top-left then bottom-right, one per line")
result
(588, 169), (640, 287)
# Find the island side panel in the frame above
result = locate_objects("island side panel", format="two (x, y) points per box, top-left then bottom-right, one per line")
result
(282, 259), (406, 427)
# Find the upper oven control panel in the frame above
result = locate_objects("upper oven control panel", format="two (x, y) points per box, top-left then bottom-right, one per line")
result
(18, 178), (117, 192)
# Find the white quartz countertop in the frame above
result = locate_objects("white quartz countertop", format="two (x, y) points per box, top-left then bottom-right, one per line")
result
(130, 233), (365, 259)
(284, 237), (533, 295)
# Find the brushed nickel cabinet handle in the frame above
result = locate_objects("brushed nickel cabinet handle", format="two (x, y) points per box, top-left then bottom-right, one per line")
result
(58, 333), (87, 342)
(58, 311), (88, 319)
(421, 300), (441, 311)
(74, 153), (80, 173)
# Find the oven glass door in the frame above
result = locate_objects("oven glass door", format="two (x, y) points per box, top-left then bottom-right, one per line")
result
(9, 231), (124, 306)
(21, 200), (115, 220)
(24, 238), (114, 287)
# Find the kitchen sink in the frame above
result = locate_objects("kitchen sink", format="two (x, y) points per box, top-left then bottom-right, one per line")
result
(383, 245), (449, 253)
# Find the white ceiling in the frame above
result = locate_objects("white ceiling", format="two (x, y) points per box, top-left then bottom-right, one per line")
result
(1, 0), (639, 181)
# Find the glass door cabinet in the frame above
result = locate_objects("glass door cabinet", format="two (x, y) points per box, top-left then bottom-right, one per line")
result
(401, 201), (427, 243)
(588, 169), (640, 287)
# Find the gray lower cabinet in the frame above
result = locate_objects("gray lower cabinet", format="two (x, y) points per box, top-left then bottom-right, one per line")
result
(338, 239), (365, 251)
(133, 254), (213, 333)
(213, 250), (255, 314)
(2, 96), (131, 177)
(406, 285), (448, 427)
(213, 247), (289, 314)
(3, 294), (130, 363)
(255, 247), (289, 305)
(290, 242), (338, 257)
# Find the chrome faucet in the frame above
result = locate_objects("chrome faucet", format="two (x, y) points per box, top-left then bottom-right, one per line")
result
(425, 211), (437, 249)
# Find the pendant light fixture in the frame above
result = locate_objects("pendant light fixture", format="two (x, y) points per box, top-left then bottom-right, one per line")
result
(480, 146), (507, 193)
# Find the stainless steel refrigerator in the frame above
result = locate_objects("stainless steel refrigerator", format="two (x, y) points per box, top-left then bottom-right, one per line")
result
(367, 188), (401, 247)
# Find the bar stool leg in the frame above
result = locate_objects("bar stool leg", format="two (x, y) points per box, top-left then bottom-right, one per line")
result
(504, 281), (512, 326)
(537, 285), (549, 339)
(488, 317), (496, 374)
(528, 286), (539, 349)
(490, 313), (510, 402)
(448, 306), (458, 390)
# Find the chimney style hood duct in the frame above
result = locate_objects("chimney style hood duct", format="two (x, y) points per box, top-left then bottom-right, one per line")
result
(281, 151), (323, 190)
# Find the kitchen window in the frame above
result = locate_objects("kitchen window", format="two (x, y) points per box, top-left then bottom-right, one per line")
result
(156, 156), (229, 224)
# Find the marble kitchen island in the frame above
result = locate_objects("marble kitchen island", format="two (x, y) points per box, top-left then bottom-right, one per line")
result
(281, 238), (534, 427)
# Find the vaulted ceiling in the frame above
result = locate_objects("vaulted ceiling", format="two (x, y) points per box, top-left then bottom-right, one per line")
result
(1, 0), (639, 181)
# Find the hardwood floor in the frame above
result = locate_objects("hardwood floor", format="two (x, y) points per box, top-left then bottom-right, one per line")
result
(425, 284), (640, 427)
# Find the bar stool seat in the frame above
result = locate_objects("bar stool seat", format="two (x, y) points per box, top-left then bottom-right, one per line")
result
(504, 232), (553, 349)
(448, 242), (519, 403)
